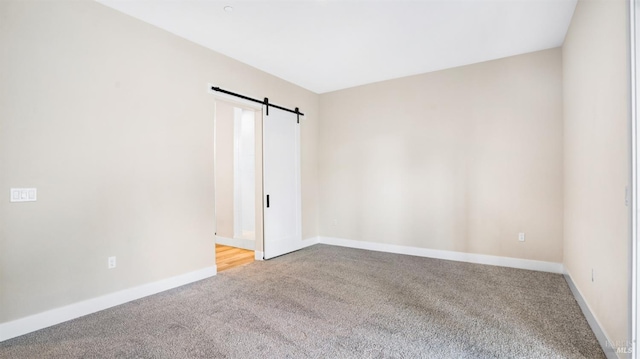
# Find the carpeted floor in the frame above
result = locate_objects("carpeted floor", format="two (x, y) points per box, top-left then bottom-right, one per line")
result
(0, 244), (604, 358)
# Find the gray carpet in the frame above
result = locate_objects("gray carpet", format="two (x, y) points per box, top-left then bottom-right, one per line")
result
(0, 244), (604, 358)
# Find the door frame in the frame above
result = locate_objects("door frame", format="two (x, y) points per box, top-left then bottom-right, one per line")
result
(211, 87), (265, 261)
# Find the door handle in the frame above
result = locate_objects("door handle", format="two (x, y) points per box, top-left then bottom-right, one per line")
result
(266, 194), (270, 208)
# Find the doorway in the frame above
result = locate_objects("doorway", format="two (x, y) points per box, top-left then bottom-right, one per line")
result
(214, 99), (263, 272)
(211, 87), (305, 270)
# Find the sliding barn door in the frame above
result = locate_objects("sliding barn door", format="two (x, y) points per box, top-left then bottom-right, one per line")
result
(262, 107), (302, 259)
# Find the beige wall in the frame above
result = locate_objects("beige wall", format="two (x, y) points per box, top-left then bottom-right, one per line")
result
(319, 48), (564, 263)
(0, 0), (319, 323)
(562, 0), (630, 352)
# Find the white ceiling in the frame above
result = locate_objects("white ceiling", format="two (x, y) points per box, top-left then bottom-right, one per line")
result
(96, 0), (577, 94)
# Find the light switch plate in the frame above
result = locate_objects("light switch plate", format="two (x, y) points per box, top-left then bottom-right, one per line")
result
(10, 188), (37, 202)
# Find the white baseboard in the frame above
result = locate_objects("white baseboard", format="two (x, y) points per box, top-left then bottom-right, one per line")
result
(215, 236), (255, 250)
(255, 251), (264, 260)
(0, 265), (217, 343)
(563, 271), (619, 359)
(318, 236), (564, 274)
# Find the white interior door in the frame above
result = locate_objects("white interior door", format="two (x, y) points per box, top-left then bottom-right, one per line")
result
(263, 107), (302, 259)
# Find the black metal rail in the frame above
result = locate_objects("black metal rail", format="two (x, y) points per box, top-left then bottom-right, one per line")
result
(211, 86), (304, 123)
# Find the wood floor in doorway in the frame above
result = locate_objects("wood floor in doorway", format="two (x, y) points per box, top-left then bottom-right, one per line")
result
(216, 244), (254, 272)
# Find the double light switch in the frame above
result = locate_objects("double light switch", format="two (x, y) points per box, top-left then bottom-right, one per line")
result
(10, 188), (37, 202)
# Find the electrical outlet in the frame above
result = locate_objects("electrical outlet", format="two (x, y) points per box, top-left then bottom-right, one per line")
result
(518, 232), (525, 242)
(331, 219), (338, 227)
(108, 256), (116, 269)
